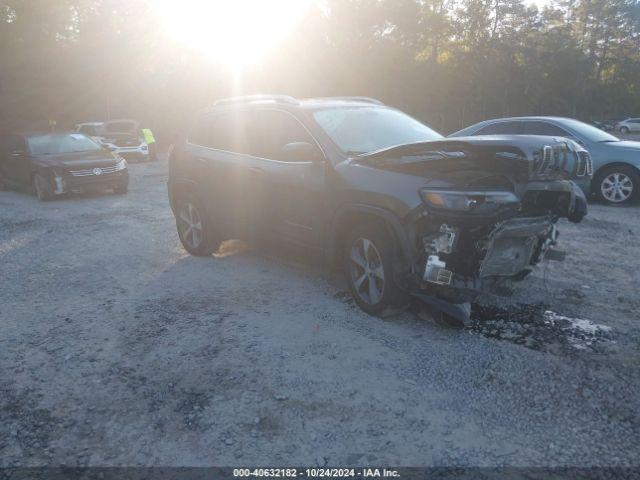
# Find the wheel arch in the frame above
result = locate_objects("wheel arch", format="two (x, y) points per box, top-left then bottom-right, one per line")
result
(592, 162), (640, 193)
(29, 165), (53, 193)
(326, 204), (416, 272)
(168, 177), (199, 214)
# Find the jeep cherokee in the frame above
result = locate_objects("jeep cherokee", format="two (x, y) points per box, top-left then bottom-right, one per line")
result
(168, 95), (588, 322)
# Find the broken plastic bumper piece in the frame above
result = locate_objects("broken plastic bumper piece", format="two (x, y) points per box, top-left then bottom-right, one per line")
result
(424, 255), (453, 285)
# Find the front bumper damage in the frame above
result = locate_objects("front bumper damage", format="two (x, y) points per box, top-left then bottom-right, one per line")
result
(421, 216), (560, 290)
(405, 182), (586, 324)
(410, 217), (562, 324)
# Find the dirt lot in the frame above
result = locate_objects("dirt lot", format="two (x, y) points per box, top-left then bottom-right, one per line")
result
(1, 158), (639, 467)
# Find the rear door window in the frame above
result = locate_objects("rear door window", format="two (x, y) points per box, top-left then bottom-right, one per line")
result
(190, 111), (254, 155)
(522, 121), (571, 137)
(476, 121), (523, 135)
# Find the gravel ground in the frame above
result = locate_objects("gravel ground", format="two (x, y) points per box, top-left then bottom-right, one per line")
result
(1, 157), (639, 467)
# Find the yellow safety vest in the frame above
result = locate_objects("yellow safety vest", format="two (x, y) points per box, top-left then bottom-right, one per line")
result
(142, 128), (155, 144)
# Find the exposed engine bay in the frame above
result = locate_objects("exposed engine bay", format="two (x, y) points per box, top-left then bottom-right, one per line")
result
(418, 215), (562, 301)
(355, 136), (591, 320)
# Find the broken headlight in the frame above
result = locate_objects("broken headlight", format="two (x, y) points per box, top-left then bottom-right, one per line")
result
(420, 189), (519, 212)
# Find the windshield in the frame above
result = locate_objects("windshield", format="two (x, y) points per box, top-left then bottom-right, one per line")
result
(561, 118), (619, 142)
(313, 107), (442, 154)
(28, 133), (102, 155)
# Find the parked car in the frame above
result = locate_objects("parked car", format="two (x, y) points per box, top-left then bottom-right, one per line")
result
(168, 95), (587, 323)
(74, 119), (149, 162)
(0, 132), (128, 200)
(617, 118), (640, 134)
(607, 116), (630, 132)
(450, 116), (640, 204)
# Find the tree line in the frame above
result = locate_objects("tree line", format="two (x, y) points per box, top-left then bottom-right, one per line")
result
(1, 0), (639, 139)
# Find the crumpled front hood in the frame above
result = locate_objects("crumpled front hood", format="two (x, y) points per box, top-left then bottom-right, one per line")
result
(358, 135), (565, 163)
(354, 135), (581, 183)
(334, 135), (585, 218)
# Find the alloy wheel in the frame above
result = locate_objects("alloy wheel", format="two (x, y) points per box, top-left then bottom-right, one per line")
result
(601, 173), (634, 203)
(178, 202), (203, 249)
(349, 237), (385, 305)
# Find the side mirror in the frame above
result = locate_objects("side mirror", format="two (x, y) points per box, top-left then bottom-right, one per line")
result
(281, 142), (323, 162)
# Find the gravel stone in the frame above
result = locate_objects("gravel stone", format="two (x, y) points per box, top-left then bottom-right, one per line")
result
(0, 157), (639, 466)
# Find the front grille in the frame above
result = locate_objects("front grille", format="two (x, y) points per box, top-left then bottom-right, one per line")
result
(577, 151), (593, 177)
(69, 165), (120, 177)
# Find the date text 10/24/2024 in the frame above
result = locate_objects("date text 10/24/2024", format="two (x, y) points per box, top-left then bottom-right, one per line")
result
(233, 469), (401, 478)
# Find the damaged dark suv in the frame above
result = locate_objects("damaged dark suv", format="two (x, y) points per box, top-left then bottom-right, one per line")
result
(168, 95), (588, 323)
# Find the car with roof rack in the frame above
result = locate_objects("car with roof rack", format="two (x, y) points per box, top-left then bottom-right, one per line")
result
(450, 116), (640, 205)
(168, 95), (588, 324)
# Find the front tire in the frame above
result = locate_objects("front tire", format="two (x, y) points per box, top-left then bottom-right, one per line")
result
(33, 173), (54, 201)
(619, 126), (630, 134)
(175, 194), (221, 256)
(594, 165), (639, 205)
(344, 223), (406, 316)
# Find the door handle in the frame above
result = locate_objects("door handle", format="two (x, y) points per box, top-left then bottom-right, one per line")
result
(197, 157), (208, 164)
(248, 167), (265, 175)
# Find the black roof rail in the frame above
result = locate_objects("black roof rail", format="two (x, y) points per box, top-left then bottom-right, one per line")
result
(213, 94), (299, 107)
(311, 96), (385, 106)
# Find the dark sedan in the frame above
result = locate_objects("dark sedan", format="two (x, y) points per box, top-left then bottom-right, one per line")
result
(0, 132), (129, 201)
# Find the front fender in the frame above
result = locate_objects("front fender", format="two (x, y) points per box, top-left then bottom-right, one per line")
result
(326, 203), (418, 271)
(167, 177), (199, 214)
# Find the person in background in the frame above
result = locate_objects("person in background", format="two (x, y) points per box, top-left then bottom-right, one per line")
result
(141, 127), (157, 161)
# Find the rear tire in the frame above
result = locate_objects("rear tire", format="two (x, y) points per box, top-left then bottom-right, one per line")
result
(33, 173), (54, 201)
(175, 194), (221, 256)
(594, 165), (639, 205)
(344, 222), (407, 316)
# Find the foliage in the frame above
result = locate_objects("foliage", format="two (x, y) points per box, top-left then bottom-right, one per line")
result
(1, 0), (639, 136)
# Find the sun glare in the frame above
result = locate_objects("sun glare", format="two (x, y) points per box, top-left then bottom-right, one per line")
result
(157, 0), (314, 68)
